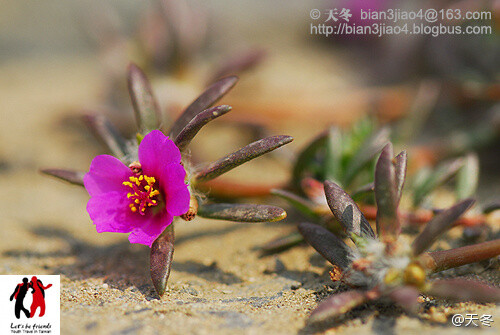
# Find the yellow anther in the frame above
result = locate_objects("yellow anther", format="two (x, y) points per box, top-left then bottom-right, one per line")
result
(403, 263), (426, 288)
(135, 199), (140, 204)
(150, 190), (160, 197)
(144, 185), (150, 191)
(139, 175), (144, 181)
(145, 176), (155, 185)
(123, 182), (133, 187)
(126, 192), (133, 198)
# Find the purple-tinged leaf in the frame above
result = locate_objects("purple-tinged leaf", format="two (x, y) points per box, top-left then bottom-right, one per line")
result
(309, 290), (366, 323)
(271, 189), (319, 220)
(83, 114), (129, 161)
(209, 49), (266, 82)
(324, 181), (376, 240)
(426, 279), (500, 303)
(292, 131), (328, 189)
(174, 105), (232, 151)
(194, 135), (293, 182)
(343, 127), (390, 185)
(127, 63), (161, 133)
(197, 203), (287, 222)
(411, 199), (475, 256)
(261, 232), (304, 254)
(150, 224), (175, 297)
(426, 238), (500, 272)
(393, 150), (407, 203)
(40, 168), (85, 186)
(298, 222), (352, 270)
(455, 153), (479, 200)
(388, 286), (420, 314)
(375, 143), (400, 240)
(169, 76), (238, 138)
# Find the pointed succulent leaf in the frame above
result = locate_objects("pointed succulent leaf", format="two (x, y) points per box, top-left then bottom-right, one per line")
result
(374, 143), (400, 240)
(426, 238), (500, 272)
(298, 223), (352, 270)
(411, 199), (475, 256)
(174, 105), (232, 151)
(83, 114), (129, 161)
(393, 150), (407, 203)
(197, 203), (286, 222)
(40, 168), (85, 186)
(324, 181), (376, 240)
(169, 76), (238, 138)
(388, 286), (420, 314)
(194, 135), (293, 182)
(343, 127), (390, 185)
(271, 189), (319, 220)
(150, 224), (175, 297)
(309, 290), (367, 323)
(426, 279), (500, 303)
(292, 131), (328, 189)
(261, 232), (304, 254)
(209, 49), (266, 82)
(127, 63), (161, 133)
(325, 126), (343, 182)
(412, 158), (464, 207)
(455, 153), (479, 200)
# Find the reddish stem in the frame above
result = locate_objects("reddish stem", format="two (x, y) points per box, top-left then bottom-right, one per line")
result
(422, 239), (500, 272)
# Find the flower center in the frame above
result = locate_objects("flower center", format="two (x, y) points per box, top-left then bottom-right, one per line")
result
(122, 174), (160, 215)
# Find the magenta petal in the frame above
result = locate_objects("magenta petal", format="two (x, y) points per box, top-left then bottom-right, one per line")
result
(160, 163), (190, 216)
(87, 191), (145, 234)
(138, 130), (182, 177)
(128, 211), (174, 247)
(84, 155), (132, 197)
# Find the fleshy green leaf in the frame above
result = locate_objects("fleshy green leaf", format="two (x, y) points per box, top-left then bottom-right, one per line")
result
(292, 131), (328, 189)
(412, 158), (464, 207)
(455, 153), (479, 200)
(324, 126), (343, 182)
(343, 127), (390, 186)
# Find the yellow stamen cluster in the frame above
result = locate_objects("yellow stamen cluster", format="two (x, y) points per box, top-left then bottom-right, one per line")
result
(122, 174), (160, 214)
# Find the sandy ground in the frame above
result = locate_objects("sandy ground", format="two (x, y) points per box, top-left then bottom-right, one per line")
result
(0, 57), (499, 335)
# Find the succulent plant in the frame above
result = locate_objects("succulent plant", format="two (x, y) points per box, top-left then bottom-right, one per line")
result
(41, 64), (292, 297)
(298, 143), (500, 323)
(263, 113), (494, 254)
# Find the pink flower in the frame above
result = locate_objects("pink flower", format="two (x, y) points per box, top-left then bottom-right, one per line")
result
(83, 130), (190, 247)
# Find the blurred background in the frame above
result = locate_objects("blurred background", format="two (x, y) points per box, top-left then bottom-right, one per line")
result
(0, 1), (498, 333)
